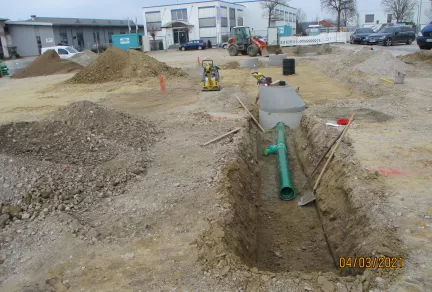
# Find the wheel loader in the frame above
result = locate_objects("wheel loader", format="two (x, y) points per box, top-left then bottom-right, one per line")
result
(227, 26), (283, 57)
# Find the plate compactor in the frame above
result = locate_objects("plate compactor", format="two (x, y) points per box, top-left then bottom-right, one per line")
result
(201, 60), (221, 91)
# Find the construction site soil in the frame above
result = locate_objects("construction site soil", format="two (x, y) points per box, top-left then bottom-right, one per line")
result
(67, 47), (186, 84)
(68, 50), (98, 67)
(12, 50), (83, 79)
(399, 50), (432, 64)
(0, 45), (431, 292)
(0, 101), (157, 223)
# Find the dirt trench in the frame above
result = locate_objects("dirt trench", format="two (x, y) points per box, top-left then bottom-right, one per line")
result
(198, 114), (404, 281)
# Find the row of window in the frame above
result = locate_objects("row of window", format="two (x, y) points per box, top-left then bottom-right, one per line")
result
(365, 14), (393, 24)
(56, 30), (124, 46)
(274, 9), (297, 23)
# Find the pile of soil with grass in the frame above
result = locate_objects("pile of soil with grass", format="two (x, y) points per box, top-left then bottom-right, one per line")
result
(12, 50), (83, 79)
(67, 47), (186, 84)
(0, 101), (158, 226)
(399, 51), (432, 64)
(68, 50), (98, 67)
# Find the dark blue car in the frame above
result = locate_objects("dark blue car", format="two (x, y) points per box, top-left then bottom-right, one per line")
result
(417, 22), (432, 50)
(179, 40), (206, 51)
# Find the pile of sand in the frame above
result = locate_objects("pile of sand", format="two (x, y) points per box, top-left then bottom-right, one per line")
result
(67, 47), (186, 84)
(12, 50), (83, 79)
(353, 51), (407, 77)
(399, 51), (432, 64)
(68, 50), (98, 67)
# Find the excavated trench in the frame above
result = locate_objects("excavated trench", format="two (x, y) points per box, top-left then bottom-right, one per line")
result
(199, 114), (403, 277)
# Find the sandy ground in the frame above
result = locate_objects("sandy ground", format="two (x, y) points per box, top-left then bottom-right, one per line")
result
(0, 46), (431, 292)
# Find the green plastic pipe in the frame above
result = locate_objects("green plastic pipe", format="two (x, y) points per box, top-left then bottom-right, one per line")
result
(264, 122), (296, 201)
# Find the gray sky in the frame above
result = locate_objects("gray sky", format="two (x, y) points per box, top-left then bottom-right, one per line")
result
(2, 0), (382, 23)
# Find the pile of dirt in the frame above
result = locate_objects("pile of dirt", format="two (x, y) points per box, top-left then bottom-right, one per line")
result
(220, 61), (240, 69)
(68, 50), (98, 67)
(67, 47), (186, 84)
(399, 51), (432, 64)
(0, 101), (158, 226)
(353, 50), (407, 77)
(12, 50), (83, 79)
(282, 44), (333, 56)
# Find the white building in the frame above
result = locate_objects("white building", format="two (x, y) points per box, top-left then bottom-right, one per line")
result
(359, 1), (432, 30)
(142, 0), (297, 49)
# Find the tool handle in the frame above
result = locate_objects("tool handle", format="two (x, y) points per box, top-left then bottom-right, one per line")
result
(313, 112), (355, 192)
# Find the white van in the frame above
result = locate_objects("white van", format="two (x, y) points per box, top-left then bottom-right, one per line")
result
(40, 46), (80, 59)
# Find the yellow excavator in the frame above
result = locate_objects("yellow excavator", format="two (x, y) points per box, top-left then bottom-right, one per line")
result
(201, 60), (221, 91)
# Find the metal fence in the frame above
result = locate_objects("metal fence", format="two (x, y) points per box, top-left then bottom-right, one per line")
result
(280, 32), (351, 47)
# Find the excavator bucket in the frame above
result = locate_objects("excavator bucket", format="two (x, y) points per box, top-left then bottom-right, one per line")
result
(262, 45), (283, 57)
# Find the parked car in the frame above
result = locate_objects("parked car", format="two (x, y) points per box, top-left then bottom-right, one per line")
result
(365, 26), (416, 46)
(179, 40), (206, 51)
(221, 42), (228, 49)
(41, 46), (81, 59)
(350, 28), (375, 44)
(417, 22), (432, 50)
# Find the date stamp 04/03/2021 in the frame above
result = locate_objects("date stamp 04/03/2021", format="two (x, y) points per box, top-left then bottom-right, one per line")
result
(339, 257), (404, 269)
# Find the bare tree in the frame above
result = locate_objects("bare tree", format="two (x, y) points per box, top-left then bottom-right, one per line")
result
(425, 6), (432, 22)
(261, 0), (289, 27)
(341, 7), (358, 26)
(320, 0), (357, 32)
(296, 8), (307, 34)
(147, 24), (158, 50)
(381, 0), (417, 23)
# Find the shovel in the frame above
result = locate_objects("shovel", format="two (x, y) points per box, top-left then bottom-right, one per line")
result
(298, 113), (355, 206)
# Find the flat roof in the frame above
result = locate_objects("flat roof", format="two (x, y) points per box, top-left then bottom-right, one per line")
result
(0, 18), (9, 21)
(7, 17), (143, 27)
(143, 0), (245, 9)
(234, 0), (295, 9)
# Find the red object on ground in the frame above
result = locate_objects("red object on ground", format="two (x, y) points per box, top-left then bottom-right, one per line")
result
(159, 75), (166, 93)
(197, 56), (200, 64)
(337, 118), (349, 125)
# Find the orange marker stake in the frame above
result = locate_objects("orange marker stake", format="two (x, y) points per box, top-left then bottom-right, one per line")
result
(159, 75), (166, 93)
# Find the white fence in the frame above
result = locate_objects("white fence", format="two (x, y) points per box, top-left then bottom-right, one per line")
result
(280, 32), (351, 47)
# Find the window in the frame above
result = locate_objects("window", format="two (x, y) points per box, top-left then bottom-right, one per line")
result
(108, 30), (114, 43)
(229, 8), (236, 28)
(58, 48), (68, 55)
(93, 32), (100, 43)
(285, 11), (288, 21)
(76, 32), (84, 48)
(221, 17), (228, 27)
(365, 14), (374, 23)
(221, 7), (228, 27)
(238, 17), (243, 26)
(120, 30), (126, 34)
(172, 9), (187, 21)
(146, 11), (162, 32)
(59, 32), (68, 44)
(199, 18), (216, 27)
(387, 14), (392, 23)
(293, 13), (296, 23)
(65, 47), (78, 53)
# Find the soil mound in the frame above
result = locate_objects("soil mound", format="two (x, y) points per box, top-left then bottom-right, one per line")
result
(67, 47), (186, 84)
(353, 50), (407, 77)
(12, 50), (83, 79)
(0, 101), (157, 220)
(220, 61), (240, 69)
(68, 50), (98, 67)
(399, 51), (432, 64)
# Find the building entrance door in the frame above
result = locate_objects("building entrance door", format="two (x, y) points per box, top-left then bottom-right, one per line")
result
(173, 28), (188, 45)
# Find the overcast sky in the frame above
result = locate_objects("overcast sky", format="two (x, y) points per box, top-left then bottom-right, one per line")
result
(2, 0), (383, 23)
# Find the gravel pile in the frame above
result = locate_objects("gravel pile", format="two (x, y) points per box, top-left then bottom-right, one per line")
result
(0, 101), (158, 228)
(12, 50), (83, 79)
(399, 51), (432, 64)
(67, 47), (186, 84)
(354, 51), (407, 77)
(68, 50), (98, 67)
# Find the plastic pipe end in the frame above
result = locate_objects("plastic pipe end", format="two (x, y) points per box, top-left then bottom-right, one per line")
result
(280, 187), (295, 201)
